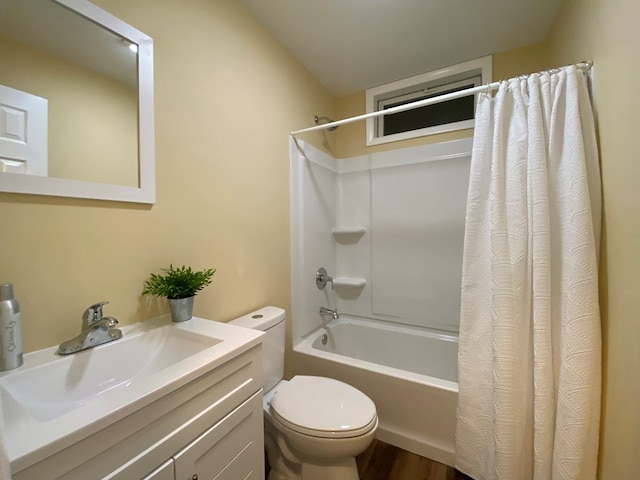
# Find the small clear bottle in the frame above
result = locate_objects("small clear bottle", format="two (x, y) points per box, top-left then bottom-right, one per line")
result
(0, 283), (24, 371)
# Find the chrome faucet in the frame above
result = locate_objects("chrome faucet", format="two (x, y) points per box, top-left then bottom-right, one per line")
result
(319, 306), (339, 320)
(57, 301), (122, 355)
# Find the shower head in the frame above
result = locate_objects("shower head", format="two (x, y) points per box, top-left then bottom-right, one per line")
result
(314, 115), (339, 131)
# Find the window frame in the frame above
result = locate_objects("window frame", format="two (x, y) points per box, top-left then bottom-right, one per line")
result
(365, 56), (492, 146)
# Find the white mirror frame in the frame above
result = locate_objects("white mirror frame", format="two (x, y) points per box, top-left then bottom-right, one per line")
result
(0, 0), (155, 204)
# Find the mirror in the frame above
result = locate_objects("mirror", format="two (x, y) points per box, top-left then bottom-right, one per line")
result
(0, 0), (155, 203)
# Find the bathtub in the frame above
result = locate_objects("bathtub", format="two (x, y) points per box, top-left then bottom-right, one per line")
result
(292, 316), (458, 466)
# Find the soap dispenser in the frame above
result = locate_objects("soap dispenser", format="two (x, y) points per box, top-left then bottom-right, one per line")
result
(0, 283), (23, 371)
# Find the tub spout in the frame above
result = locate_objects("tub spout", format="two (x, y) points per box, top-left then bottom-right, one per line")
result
(319, 306), (339, 320)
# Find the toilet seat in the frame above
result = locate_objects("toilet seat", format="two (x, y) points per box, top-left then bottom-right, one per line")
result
(269, 376), (377, 439)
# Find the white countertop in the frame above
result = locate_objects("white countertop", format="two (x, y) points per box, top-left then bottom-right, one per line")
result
(0, 315), (263, 472)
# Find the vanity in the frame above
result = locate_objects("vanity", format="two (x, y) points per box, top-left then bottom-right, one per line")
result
(0, 1), (267, 474)
(1, 0), (268, 475)
(0, 316), (265, 480)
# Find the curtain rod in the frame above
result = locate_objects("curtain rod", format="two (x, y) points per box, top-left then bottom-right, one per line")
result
(290, 61), (593, 137)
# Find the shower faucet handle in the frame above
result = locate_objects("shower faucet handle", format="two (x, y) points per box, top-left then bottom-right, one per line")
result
(316, 267), (333, 290)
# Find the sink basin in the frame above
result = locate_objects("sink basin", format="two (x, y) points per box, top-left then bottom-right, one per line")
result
(0, 315), (263, 471)
(1, 326), (219, 423)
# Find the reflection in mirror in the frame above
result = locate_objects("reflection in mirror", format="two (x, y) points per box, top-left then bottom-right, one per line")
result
(0, 0), (155, 203)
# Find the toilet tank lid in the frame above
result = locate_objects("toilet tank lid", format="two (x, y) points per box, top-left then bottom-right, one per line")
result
(229, 306), (285, 331)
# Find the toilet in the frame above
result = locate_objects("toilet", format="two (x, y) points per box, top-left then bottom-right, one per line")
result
(230, 306), (378, 480)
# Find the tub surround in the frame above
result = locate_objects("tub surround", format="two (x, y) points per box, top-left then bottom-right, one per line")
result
(290, 137), (473, 342)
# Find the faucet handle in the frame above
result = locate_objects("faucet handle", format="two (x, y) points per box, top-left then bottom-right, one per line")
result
(83, 301), (109, 327)
(316, 267), (334, 290)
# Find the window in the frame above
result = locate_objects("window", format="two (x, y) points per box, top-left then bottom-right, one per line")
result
(365, 56), (492, 146)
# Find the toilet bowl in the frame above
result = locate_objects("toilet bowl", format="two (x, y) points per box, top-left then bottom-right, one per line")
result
(230, 307), (378, 480)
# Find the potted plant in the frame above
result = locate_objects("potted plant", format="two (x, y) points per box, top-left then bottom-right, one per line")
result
(143, 264), (216, 322)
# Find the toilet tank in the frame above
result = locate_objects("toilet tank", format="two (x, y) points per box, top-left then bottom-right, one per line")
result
(229, 306), (285, 393)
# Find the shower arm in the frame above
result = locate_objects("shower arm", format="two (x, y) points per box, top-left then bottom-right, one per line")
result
(314, 115), (339, 132)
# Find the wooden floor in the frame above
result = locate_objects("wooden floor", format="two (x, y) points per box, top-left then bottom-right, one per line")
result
(356, 439), (472, 480)
(265, 438), (472, 479)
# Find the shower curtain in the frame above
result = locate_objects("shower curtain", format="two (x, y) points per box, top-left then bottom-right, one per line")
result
(456, 66), (601, 480)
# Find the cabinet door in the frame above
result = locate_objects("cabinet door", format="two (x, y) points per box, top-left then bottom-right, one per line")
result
(174, 391), (264, 480)
(142, 459), (174, 480)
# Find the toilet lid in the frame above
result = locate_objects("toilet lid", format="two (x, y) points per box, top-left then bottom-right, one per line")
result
(269, 376), (377, 439)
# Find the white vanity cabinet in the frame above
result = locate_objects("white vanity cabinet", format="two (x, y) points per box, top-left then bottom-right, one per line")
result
(12, 344), (265, 480)
(172, 391), (262, 480)
(142, 391), (264, 480)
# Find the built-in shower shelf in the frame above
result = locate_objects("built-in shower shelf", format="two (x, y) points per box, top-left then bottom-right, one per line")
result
(332, 277), (367, 288)
(332, 226), (366, 243)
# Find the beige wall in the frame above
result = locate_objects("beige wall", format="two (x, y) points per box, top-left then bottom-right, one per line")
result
(0, 0), (334, 353)
(333, 42), (550, 158)
(0, 34), (138, 186)
(2, 2), (631, 476)
(547, 0), (640, 478)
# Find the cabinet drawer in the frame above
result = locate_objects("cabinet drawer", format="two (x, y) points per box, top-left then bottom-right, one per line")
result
(142, 459), (174, 480)
(174, 390), (264, 480)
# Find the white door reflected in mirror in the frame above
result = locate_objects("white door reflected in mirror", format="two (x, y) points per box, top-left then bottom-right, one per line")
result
(0, 84), (48, 177)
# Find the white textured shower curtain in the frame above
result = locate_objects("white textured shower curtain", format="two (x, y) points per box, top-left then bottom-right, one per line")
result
(456, 66), (601, 480)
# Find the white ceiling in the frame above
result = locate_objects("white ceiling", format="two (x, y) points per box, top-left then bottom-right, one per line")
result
(239, 0), (562, 96)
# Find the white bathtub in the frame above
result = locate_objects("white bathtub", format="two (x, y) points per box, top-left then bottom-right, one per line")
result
(292, 316), (458, 466)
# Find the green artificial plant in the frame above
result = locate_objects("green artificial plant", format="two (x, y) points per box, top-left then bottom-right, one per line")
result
(143, 264), (216, 299)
